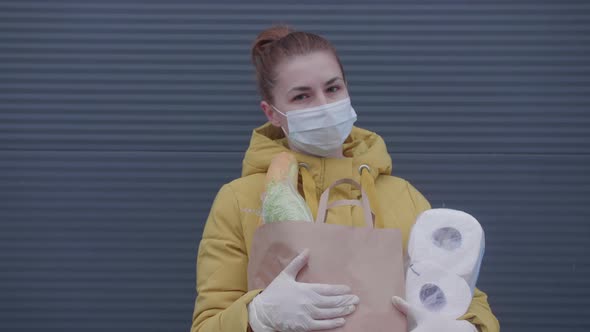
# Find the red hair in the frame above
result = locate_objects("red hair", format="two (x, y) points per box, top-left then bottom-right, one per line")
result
(251, 25), (346, 102)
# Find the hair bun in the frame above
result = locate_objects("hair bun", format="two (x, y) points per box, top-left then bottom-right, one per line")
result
(251, 25), (294, 65)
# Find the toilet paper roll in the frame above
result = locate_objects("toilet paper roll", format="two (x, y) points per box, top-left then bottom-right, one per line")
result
(406, 261), (472, 319)
(408, 208), (485, 293)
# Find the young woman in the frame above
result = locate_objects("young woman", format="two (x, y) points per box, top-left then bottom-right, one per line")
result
(190, 25), (499, 332)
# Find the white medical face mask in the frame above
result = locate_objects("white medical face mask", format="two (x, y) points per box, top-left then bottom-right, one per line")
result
(272, 97), (357, 157)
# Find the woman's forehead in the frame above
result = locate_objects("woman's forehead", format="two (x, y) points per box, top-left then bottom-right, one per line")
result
(275, 52), (343, 89)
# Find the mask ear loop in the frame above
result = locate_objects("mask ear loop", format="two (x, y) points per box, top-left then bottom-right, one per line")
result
(270, 104), (289, 137)
(270, 104), (286, 117)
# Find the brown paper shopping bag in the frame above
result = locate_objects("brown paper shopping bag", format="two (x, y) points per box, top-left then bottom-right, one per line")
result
(248, 178), (407, 332)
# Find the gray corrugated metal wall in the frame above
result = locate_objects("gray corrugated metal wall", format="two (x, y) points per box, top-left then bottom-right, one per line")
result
(1, 1), (589, 331)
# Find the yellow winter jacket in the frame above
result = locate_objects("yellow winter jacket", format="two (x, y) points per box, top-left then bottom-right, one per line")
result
(190, 122), (500, 332)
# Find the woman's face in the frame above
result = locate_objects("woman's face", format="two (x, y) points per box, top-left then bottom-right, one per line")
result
(261, 51), (349, 130)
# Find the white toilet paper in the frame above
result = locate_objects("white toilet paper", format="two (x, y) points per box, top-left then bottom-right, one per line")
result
(406, 261), (472, 319)
(408, 208), (485, 293)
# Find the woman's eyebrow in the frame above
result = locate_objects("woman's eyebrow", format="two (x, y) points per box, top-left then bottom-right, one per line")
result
(288, 85), (311, 93)
(288, 77), (343, 94)
(324, 77), (342, 85)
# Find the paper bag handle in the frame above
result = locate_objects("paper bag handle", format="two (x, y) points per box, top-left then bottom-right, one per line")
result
(315, 178), (374, 228)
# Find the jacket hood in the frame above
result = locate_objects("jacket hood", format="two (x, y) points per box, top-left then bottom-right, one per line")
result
(241, 122), (392, 181)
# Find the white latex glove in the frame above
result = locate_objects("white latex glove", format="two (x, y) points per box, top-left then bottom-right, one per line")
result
(248, 249), (359, 332)
(391, 296), (477, 332)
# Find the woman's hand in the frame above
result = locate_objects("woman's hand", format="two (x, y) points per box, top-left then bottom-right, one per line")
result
(391, 296), (477, 332)
(248, 249), (359, 332)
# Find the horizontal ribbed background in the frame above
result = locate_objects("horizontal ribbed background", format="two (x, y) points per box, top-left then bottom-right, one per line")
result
(1, 1), (589, 331)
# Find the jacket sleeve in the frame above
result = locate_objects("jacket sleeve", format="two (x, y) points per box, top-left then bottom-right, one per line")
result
(459, 288), (500, 332)
(406, 182), (500, 332)
(190, 183), (263, 332)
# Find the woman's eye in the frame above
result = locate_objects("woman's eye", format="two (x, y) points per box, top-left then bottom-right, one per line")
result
(292, 94), (308, 101)
(327, 86), (340, 93)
